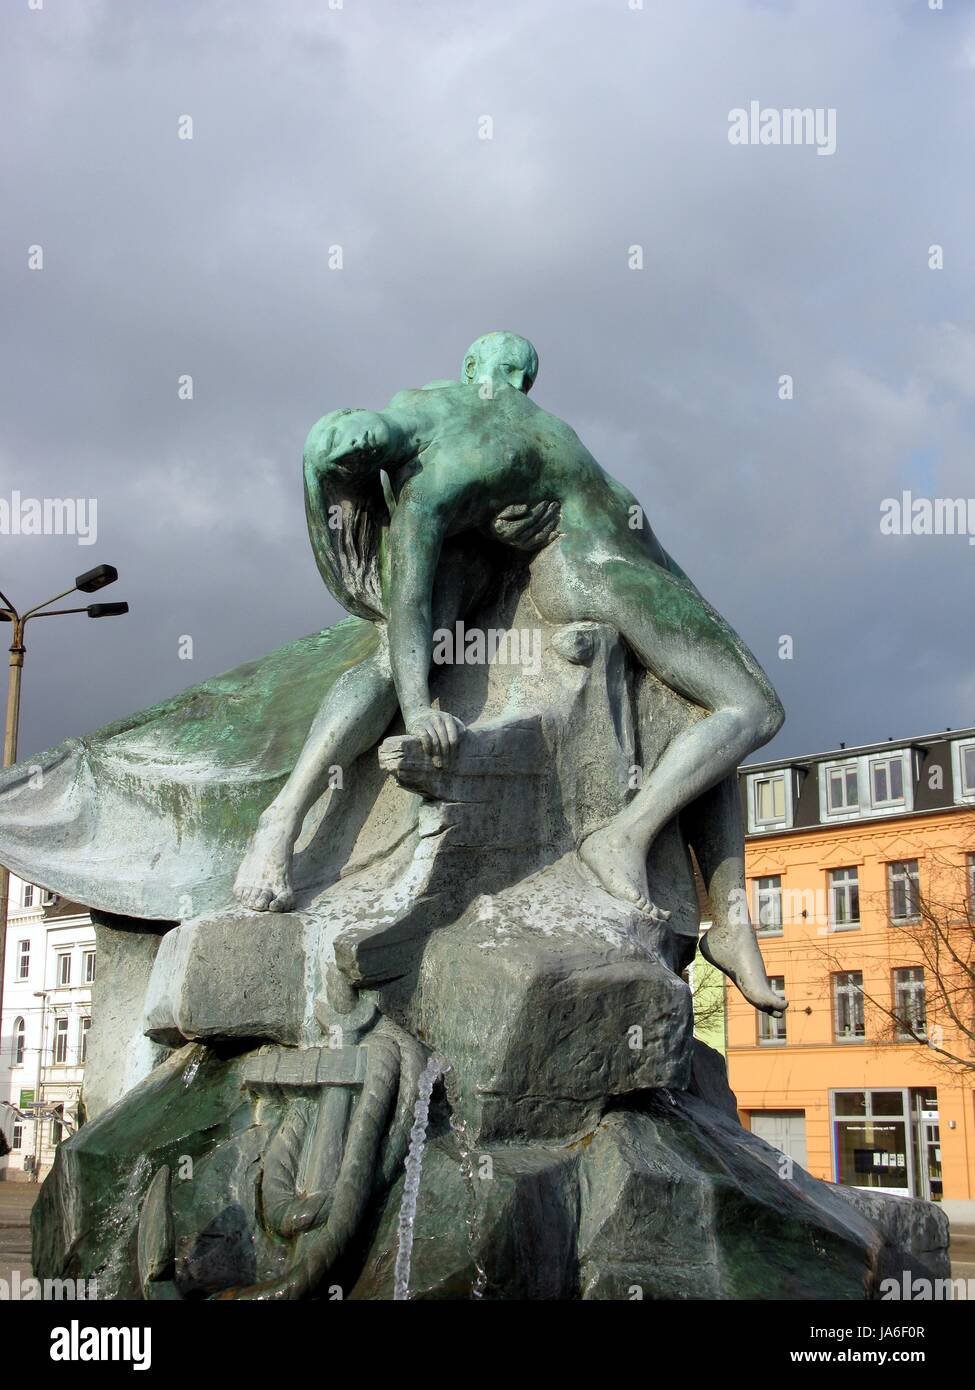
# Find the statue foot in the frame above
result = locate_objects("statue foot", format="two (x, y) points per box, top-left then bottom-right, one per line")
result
(578, 827), (670, 923)
(700, 925), (787, 1015)
(233, 812), (296, 913)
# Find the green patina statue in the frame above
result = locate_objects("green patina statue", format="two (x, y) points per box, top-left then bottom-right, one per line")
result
(19, 331), (948, 1304)
(234, 331), (785, 1014)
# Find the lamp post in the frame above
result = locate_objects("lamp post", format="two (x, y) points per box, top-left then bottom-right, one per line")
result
(0, 565), (128, 1068)
(31, 988), (48, 1183)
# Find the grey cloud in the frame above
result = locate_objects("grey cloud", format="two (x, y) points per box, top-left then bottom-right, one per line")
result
(1, 0), (972, 761)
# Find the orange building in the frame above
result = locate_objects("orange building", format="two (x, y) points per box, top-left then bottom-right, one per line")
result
(727, 726), (975, 1222)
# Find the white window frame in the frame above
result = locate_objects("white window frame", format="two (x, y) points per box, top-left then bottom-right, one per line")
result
(887, 860), (920, 924)
(11, 1121), (23, 1151)
(41, 888), (56, 907)
(80, 1015), (92, 1064)
(83, 950), (96, 984)
(22, 883), (34, 908)
(16, 939), (30, 980)
(870, 754), (906, 808)
(52, 1016), (69, 1065)
(829, 866), (860, 930)
(892, 967), (926, 1040)
(833, 971), (866, 1041)
(820, 749), (914, 823)
(747, 769), (793, 832)
(951, 737), (975, 805)
(758, 977), (787, 1044)
(13, 1016), (26, 1066)
(825, 761), (859, 815)
(753, 876), (783, 935)
(56, 952), (72, 987)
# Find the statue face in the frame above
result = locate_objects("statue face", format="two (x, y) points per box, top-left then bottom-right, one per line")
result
(463, 332), (537, 394)
(325, 411), (400, 472)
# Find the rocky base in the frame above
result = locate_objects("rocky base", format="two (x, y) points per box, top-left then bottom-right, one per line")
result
(24, 591), (952, 1301)
(33, 1040), (948, 1302)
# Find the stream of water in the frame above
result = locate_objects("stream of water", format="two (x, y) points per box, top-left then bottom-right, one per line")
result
(392, 1054), (447, 1300)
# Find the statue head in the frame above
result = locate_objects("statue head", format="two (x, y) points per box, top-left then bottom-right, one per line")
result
(462, 332), (538, 394)
(315, 408), (408, 475)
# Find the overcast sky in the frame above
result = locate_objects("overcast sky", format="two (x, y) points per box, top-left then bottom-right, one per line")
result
(1, 0), (973, 764)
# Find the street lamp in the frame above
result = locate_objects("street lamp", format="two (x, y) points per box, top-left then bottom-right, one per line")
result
(0, 566), (129, 1057)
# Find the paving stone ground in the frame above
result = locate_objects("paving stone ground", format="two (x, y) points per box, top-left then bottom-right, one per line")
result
(0, 1183), (38, 1286)
(949, 1225), (975, 1299)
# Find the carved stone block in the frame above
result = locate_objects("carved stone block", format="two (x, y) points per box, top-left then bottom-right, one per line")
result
(144, 912), (306, 1046)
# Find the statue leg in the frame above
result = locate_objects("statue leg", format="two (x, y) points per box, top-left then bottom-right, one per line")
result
(530, 544), (784, 1005)
(235, 547), (496, 913)
(681, 776), (787, 1015)
(234, 646), (399, 912)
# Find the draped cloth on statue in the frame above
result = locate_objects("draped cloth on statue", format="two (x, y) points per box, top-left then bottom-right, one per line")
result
(0, 617), (379, 921)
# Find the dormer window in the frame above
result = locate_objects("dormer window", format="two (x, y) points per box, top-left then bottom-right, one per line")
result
(756, 775), (784, 823)
(953, 738), (975, 804)
(747, 769), (792, 832)
(821, 748), (913, 822)
(870, 755), (905, 807)
(827, 763), (859, 814)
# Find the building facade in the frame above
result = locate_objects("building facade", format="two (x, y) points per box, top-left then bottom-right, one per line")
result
(728, 727), (975, 1220)
(0, 875), (95, 1182)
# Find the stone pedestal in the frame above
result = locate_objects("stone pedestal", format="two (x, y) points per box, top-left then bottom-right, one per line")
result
(35, 1028), (951, 1302)
(33, 583), (951, 1302)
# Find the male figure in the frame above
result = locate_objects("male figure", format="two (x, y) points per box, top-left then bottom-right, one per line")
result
(235, 333), (785, 1014)
(234, 335), (557, 915)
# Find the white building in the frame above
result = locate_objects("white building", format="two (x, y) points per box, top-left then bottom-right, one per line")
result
(0, 874), (95, 1182)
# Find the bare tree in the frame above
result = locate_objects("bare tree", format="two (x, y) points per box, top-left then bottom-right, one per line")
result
(813, 846), (975, 1077)
(685, 955), (727, 1039)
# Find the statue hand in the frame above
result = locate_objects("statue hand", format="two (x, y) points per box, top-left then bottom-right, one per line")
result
(406, 708), (466, 768)
(490, 500), (560, 550)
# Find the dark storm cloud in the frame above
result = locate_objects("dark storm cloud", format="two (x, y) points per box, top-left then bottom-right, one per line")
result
(1, 0), (972, 760)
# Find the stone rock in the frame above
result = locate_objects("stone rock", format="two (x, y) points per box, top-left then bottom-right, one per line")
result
(828, 1186), (950, 1280)
(405, 863), (692, 1143)
(686, 1038), (741, 1122)
(83, 911), (170, 1119)
(576, 1094), (949, 1300)
(680, 1043), (952, 1285)
(34, 1039), (951, 1302)
(352, 1140), (580, 1301)
(144, 912), (306, 1046)
(33, 1044), (290, 1299)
